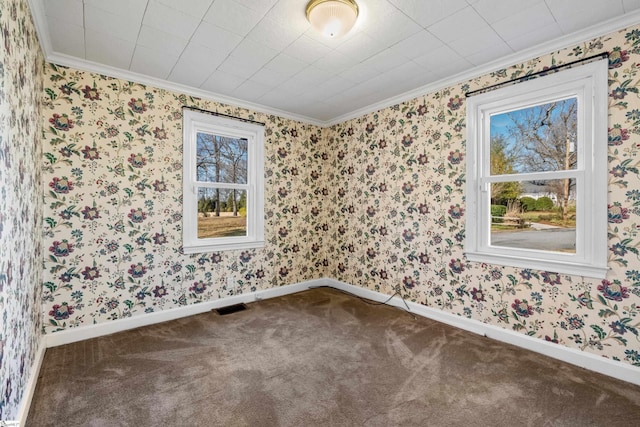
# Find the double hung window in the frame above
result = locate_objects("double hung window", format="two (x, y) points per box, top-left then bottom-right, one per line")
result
(465, 60), (608, 278)
(183, 109), (264, 253)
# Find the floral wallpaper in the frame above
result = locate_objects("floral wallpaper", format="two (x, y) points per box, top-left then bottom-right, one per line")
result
(41, 64), (327, 331)
(0, 0), (44, 420)
(326, 26), (640, 367)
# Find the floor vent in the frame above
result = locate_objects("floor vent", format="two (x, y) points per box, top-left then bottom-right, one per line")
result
(214, 303), (248, 316)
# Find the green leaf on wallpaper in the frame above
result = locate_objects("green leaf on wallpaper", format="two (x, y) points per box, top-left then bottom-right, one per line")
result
(45, 217), (57, 228)
(124, 300), (134, 309)
(44, 153), (57, 166)
(49, 265), (64, 274)
(123, 244), (134, 253)
(612, 336), (628, 346)
(45, 88), (57, 100)
(186, 265), (196, 273)
(597, 294), (609, 306)
(124, 132), (134, 142)
(598, 308), (617, 318)
(507, 274), (518, 286)
(591, 325), (606, 340)
(107, 163), (125, 176)
(512, 323), (525, 331)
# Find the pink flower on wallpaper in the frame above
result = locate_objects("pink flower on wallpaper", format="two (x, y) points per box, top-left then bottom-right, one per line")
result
(81, 85), (100, 100)
(128, 98), (147, 113)
(81, 145), (100, 160)
(608, 203), (630, 223)
(49, 177), (73, 193)
(127, 153), (147, 168)
(81, 266), (100, 281)
(49, 240), (73, 257)
(128, 263), (147, 278)
(598, 280), (630, 302)
(128, 208), (147, 223)
(541, 271), (561, 285)
(512, 299), (534, 317)
(49, 113), (73, 131)
(49, 303), (74, 320)
(81, 206), (100, 220)
(152, 127), (167, 140)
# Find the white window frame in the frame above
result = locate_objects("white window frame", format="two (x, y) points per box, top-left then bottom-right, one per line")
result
(182, 109), (265, 254)
(465, 60), (608, 278)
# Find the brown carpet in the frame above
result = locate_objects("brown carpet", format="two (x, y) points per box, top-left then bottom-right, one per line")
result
(27, 287), (640, 426)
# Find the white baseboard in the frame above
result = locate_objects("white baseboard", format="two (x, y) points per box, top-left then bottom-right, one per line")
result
(13, 340), (46, 427)
(46, 278), (327, 348)
(324, 278), (640, 387)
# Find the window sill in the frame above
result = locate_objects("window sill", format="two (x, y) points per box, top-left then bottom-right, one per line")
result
(464, 251), (609, 279)
(183, 239), (265, 254)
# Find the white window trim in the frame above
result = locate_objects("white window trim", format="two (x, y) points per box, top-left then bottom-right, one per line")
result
(182, 109), (265, 254)
(465, 60), (609, 278)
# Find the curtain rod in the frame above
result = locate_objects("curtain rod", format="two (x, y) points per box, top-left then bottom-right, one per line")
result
(182, 105), (265, 126)
(465, 52), (609, 98)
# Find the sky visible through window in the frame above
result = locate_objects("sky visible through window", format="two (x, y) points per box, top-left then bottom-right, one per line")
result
(489, 97), (577, 174)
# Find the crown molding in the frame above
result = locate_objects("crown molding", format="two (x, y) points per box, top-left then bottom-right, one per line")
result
(324, 9), (640, 126)
(27, 2), (324, 127)
(44, 52), (326, 127)
(27, 0), (640, 128)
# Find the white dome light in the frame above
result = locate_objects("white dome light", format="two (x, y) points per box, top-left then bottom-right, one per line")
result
(306, 0), (359, 38)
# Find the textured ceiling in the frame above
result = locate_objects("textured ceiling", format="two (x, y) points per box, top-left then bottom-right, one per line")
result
(30, 0), (640, 124)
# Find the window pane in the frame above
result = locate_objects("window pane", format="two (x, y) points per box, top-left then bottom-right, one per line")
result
(490, 98), (577, 175)
(490, 179), (576, 253)
(196, 132), (248, 184)
(197, 187), (247, 238)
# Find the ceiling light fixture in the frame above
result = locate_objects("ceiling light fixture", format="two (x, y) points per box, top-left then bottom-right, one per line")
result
(306, 0), (359, 39)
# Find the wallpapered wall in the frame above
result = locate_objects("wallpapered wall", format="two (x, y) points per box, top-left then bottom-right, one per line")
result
(41, 64), (327, 331)
(0, 0), (44, 419)
(326, 26), (640, 367)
